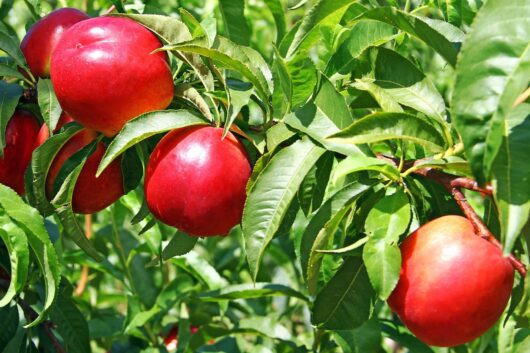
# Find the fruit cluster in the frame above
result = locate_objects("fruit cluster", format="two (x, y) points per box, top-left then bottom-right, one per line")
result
(0, 8), (251, 235)
(0, 6), (519, 349)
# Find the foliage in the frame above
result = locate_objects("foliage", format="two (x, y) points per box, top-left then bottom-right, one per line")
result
(0, 0), (529, 352)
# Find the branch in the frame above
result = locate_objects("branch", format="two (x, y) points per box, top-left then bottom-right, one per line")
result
(378, 154), (527, 277)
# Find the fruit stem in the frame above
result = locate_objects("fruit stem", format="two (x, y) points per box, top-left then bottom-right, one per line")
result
(74, 214), (93, 297)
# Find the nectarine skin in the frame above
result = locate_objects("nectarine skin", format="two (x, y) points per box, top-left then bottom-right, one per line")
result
(46, 129), (123, 214)
(0, 110), (41, 195)
(145, 126), (251, 236)
(387, 215), (514, 347)
(20, 8), (89, 78)
(50, 17), (174, 136)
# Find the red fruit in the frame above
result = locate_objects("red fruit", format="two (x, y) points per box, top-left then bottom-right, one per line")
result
(20, 8), (89, 78)
(46, 129), (123, 214)
(36, 111), (75, 146)
(145, 126), (251, 236)
(50, 17), (174, 136)
(387, 215), (514, 347)
(0, 110), (41, 195)
(164, 325), (199, 351)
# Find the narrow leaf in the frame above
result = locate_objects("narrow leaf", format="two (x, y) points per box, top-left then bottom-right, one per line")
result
(37, 79), (62, 132)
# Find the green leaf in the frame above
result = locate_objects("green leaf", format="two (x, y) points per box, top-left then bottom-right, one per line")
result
(0, 81), (22, 155)
(26, 124), (83, 216)
(303, 181), (374, 294)
(197, 283), (308, 302)
(328, 112), (446, 152)
(366, 48), (447, 129)
(362, 239), (401, 300)
(223, 83), (253, 137)
(50, 283), (91, 353)
(492, 104), (530, 254)
(452, 0), (530, 182)
(381, 321), (435, 353)
(0, 63), (27, 81)
(286, 0), (357, 58)
(359, 7), (459, 67)
(163, 37), (273, 112)
(312, 256), (375, 330)
(0, 30), (26, 68)
(174, 83), (213, 121)
(333, 317), (382, 353)
(364, 188), (411, 242)
(299, 152), (334, 215)
(516, 335), (530, 353)
(219, 0), (251, 45)
(284, 103), (365, 156)
(326, 20), (395, 77)
(0, 305), (19, 348)
(0, 217), (29, 307)
(125, 305), (161, 333)
(97, 110), (207, 176)
(263, 0), (286, 43)
(439, 0), (476, 27)
(332, 156), (401, 183)
(287, 54), (317, 109)
(0, 184), (59, 327)
(315, 76), (354, 130)
(162, 231), (198, 260)
(171, 251), (227, 289)
(37, 79), (62, 132)
(50, 147), (103, 261)
(243, 138), (325, 280)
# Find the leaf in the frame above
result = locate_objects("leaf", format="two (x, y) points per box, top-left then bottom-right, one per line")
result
(263, 0), (286, 43)
(439, 0), (476, 27)
(287, 54), (317, 109)
(26, 124), (83, 216)
(516, 335), (530, 353)
(286, 0), (357, 58)
(0, 30), (26, 68)
(243, 138), (325, 280)
(174, 83), (213, 121)
(299, 152), (334, 215)
(171, 251), (227, 289)
(303, 181), (375, 293)
(197, 283), (308, 302)
(0, 218), (29, 307)
(50, 284), (91, 353)
(223, 82), (253, 137)
(352, 78), (403, 113)
(364, 188), (411, 243)
(284, 103), (365, 156)
(362, 239), (401, 300)
(315, 76), (354, 130)
(0, 305), (19, 348)
(97, 110), (207, 176)
(381, 321), (435, 353)
(312, 256), (375, 330)
(163, 37), (273, 112)
(492, 104), (530, 254)
(452, 0), (530, 182)
(326, 20), (395, 77)
(366, 47), (447, 129)
(333, 317), (382, 353)
(359, 7), (459, 66)
(37, 79), (62, 132)
(50, 147), (103, 261)
(124, 305), (161, 333)
(332, 156), (401, 183)
(328, 112), (446, 152)
(0, 63), (27, 81)
(0, 184), (59, 327)
(0, 81), (22, 155)
(162, 231), (198, 260)
(219, 0), (251, 45)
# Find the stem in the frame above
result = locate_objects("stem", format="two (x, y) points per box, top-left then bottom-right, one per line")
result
(513, 87), (530, 108)
(102, 5), (116, 16)
(378, 154), (527, 277)
(74, 214), (93, 297)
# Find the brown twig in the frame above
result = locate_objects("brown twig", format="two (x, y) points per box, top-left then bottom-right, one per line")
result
(378, 154), (527, 277)
(74, 214), (93, 297)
